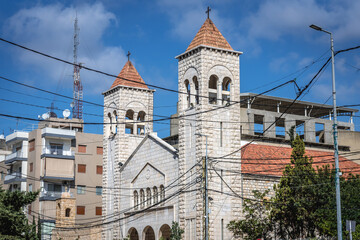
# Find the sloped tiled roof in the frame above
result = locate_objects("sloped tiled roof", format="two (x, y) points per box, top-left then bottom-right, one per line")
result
(110, 61), (148, 89)
(242, 144), (360, 177)
(186, 18), (233, 51)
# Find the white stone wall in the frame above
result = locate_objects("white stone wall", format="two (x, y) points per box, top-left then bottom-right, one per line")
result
(119, 134), (179, 239)
(177, 47), (242, 239)
(102, 86), (154, 240)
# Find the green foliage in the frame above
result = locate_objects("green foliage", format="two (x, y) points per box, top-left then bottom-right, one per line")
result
(0, 187), (39, 239)
(271, 135), (320, 239)
(227, 190), (272, 240)
(170, 221), (184, 240)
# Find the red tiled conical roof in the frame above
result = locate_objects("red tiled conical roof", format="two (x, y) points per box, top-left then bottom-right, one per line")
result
(111, 61), (148, 89)
(186, 18), (233, 51)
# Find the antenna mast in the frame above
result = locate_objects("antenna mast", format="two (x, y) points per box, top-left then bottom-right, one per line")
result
(72, 16), (83, 119)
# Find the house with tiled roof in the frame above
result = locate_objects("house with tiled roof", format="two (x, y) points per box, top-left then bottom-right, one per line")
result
(102, 11), (360, 240)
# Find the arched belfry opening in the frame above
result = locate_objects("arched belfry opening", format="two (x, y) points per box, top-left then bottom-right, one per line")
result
(125, 109), (135, 134)
(208, 75), (218, 104)
(222, 77), (231, 104)
(185, 79), (191, 108)
(193, 76), (199, 105)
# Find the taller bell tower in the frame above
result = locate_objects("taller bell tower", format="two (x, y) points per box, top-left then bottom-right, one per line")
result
(102, 59), (154, 239)
(176, 15), (243, 239)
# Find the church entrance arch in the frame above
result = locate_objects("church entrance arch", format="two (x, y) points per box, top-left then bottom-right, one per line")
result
(128, 227), (139, 240)
(159, 224), (171, 240)
(143, 226), (155, 240)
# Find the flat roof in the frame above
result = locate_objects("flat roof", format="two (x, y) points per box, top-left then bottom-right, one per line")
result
(240, 93), (358, 118)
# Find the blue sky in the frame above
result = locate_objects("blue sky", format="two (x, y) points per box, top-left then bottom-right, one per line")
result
(0, 0), (359, 138)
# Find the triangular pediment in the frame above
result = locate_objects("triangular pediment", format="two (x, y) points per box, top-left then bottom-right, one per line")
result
(131, 162), (165, 184)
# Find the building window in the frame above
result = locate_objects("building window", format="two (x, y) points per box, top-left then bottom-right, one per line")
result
(153, 186), (158, 204)
(78, 164), (86, 173)
(140, 189), (145, 209)
(134, 191), (139, 210)
(160, 185), (165, 203)
(77, 206), (85, 215)
(96, 165), (103, 175)
(96, 186), (102, 196)
(96, 147), (103, 155)
(0, 172), (4, 181)
(50, 143), (63, 155)
(28, 184), (32, 192)
(65, 208), (71, 217)
(96, 207), (102, 216)
(29, 163), (33, 172)
(146, 188), (152, 207)
(29, 140), (35, 152)
(77, 185), (86, 195)
(125, 109), (134, 134)
(47, 183), (62, 193)
(78, 145), (87, 153)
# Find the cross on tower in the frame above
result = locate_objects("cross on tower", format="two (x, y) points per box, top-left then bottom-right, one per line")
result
(127, 51), (131, 61)
(206, 6), (211, 19)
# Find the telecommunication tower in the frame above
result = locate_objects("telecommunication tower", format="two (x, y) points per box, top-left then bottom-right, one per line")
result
(72, 16), (83, 119)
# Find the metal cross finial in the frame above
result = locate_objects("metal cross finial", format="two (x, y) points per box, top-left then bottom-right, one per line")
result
(206, 6), (211, 19)
(127, 51), (131, 61)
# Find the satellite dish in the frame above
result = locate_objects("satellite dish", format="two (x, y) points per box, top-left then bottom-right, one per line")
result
(70, 102), (75, 108)
(63, 109), (71, 119)
(42, 113), (49, 120)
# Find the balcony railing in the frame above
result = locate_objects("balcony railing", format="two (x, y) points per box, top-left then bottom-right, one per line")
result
(4, 172), (26, 184)
(5, 151), (27, 164)
(41, 148), (75, 159)
(41, 128), (75, 139)
(39, 191), (73, 201)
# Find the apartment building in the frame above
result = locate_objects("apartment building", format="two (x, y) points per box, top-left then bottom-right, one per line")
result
(3, 117), (103, 239)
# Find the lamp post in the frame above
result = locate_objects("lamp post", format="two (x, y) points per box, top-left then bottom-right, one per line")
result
(310, 24), (342, 240)
(196, 133), (209, 240)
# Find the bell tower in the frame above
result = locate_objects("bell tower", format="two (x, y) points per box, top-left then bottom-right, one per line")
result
(176, 13), (243, 239)
(102, 57), (155, 239)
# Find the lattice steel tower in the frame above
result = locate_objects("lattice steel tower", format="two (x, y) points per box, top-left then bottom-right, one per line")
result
(72, 16), (83, 119)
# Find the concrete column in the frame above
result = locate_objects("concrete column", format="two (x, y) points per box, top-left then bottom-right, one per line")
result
(217, 80), (222, 105)
(246, 111), (254, 135)
(304, 120), (315, 142)
(285, 117), (296, 141)
(264, 114), (276, 138)
(324, 121), (333, 144)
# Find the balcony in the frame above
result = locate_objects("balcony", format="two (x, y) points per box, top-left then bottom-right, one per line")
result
(5, 131), (28, 145)
(39, 191), (73, 201)
(41, 128), (76, 140)
(41, 157), (75, 181)
(4, 172), (26, 184)
(41, 148), (75, 160)
(5, 151), (27, 164)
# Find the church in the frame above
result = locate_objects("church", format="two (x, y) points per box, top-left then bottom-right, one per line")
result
(101, 12), (360, 240)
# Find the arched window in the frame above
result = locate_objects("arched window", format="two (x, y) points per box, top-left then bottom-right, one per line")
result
(134, 191), (139, 210)
(146, 188), (152, 207)
(137, 111), (146, 135)
(208, 75), (218, 104)
(222, 77), (231, 105)
(160, 185), (165, 204)
(65, 208), (71, 217)
(153, 186), (158, 204)
(113, 111), (118, 134)
(193, 76), (199, 105)
(108, 113), (113, 135)
(185, 80), (190, 108)
(125, 109), (134, 134)
(140, 189), (145, 209)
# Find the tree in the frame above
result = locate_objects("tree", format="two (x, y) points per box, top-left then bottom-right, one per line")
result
(0, 187), (39, 239)
(271, 135), (320, 239)
(170, 221), (184, 240)
(227, 190), (272, 240)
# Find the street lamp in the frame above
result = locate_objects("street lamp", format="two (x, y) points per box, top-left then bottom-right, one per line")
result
(310, 24), (342, 240)
(195, 133), (209, 240)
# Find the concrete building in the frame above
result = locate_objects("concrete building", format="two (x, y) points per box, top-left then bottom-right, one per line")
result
(0, 136), (11, 187)
(3, 118), (103, 239)
(102, 15), (360, 240)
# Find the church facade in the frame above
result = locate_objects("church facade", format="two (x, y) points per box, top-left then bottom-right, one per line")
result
(102, 14), (359, 240)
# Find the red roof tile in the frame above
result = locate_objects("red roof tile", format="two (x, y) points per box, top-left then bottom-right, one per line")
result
(186, 18), (233, 51)
(110, 61), (148, 89)
(242, 144), (360, 177)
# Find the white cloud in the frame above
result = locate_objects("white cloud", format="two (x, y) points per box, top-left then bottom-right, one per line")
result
(3, 3), (126, 94)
